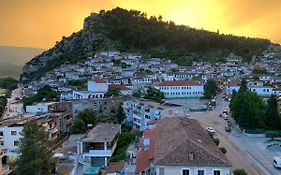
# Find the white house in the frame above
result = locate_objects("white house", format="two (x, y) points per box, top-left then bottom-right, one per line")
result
(77, 123), (121, 168)
(88, 78), (109, 93)
(226, 80), (241, 95)
(155, 80), (204, 98)
(26, 102), (57, 114)
(0, 118), (32, 152)
(123, 99), (184, 131)
(135, 117), (231, 175)
(249, 86), (273, 96)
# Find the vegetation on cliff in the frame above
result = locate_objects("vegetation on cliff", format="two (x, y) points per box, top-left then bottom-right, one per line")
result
(22, 7), (271, 81)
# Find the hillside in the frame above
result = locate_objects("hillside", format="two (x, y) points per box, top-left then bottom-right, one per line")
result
(22, 7), (271, 81)
(0, 46), (45, 78)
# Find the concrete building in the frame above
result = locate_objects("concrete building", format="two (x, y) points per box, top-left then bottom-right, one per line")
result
(123, 99), (184, 131)
(77, 123), (121, 168)
(249, 86), (273, 96)
(155, 80), (204, 98)
(71, 97), (131, 119)
(135, 117), (231, 175)
(0, 118), (33, 152)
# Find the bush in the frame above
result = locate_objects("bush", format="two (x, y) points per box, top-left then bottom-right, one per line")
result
(265, 130), (281, 139)
(233, 169), (247, 175)
(219, 147), (227, 154)
(213, 138), (220, 146)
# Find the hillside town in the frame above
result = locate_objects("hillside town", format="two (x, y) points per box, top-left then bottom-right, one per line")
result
(1, 45), (281, 175)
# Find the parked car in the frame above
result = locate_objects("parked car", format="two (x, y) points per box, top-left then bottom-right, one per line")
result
(225, 125), (231, 132)
(273, 156), (281, 168)
(223, 109), (228, 115)
(223, 114), (228, 120)
(206, 127), (215, 134)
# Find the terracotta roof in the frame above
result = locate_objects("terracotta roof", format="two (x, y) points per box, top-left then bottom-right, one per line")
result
(143, 127), (157, 139)
(158, 80), (200, 86)
(135, 140), (155, 173)
(109, 84), (130, 91)
(154, 117), (231, 167)
(228, 80), (241, 87)
(93, 78), (106, 83)
(106, 160), (124, 173)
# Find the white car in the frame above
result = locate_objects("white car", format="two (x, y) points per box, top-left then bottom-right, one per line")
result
(206, 127), (215, 134)
(273, 156), (281, 168)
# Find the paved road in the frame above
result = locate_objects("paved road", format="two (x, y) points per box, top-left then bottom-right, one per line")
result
(190, 93), (281, 175)
(3, 86), (24, 119)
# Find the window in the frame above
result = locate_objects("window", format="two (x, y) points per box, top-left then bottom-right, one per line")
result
(11, 131), (17, 135)
(14, 141), (19, 146)
(159, 167), (164, 175)
(182, 169), (189, 175)
(198, 170), (204, 175)
(214, 170), (220, 175)
(0, 140), (4, 146)
(0, 131), (3, 136)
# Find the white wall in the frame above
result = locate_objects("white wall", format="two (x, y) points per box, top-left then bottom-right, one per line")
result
(249, 87), (273, 96)
(158, 86), (204, 98)
(88, 80), (108, 93)
(0, 126), (23, 151)
(26, 104), (48, 114)
(155, 165), (231, 175)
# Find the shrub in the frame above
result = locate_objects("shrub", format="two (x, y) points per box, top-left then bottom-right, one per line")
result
(213, 138), (220, 146)
(219, 147), (227, 154)
(233, 169), (247, 175)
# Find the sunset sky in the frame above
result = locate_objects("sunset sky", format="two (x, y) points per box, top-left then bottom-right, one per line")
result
(0, 0), (280, 49)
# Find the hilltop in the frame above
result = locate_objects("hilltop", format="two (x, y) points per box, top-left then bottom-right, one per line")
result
(0, 46), (45, 78)
(22, 7), (271, 81)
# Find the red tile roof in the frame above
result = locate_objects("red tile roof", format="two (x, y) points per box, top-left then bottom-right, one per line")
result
(106, 160), (124, 173)
(154, 117), (231, 167)
(143, 128), (157, 139)
(158, 80), (200, 86)
(109, 84), (131, 91)
(135, 140), (155, 173)
(93, 78), (106, 83)
(228, 80), (241, 87)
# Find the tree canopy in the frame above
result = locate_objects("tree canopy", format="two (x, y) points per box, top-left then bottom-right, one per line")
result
(22, 85), (59, 109)
(12, 121), (55, 175)
(145, 87), (165, 102)
(265, 95), (281, 130)
(204, 79), (219, 99)
(22, 7), (271, 81)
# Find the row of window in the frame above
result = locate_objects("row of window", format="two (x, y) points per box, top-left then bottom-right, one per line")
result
(160, 86), (193, 90)
(159, 168), (221, 175)
(164, 91), (203, 95)
(0, 131), (17, 136)
(0, 140), (19, 146)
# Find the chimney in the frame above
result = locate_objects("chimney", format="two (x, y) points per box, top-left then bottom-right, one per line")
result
(188, 152), (194, 161)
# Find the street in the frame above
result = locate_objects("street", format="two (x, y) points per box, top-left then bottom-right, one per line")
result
(190, 94), (281, 175)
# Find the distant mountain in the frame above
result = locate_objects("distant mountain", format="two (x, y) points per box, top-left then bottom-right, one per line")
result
(0, 46), (45, 78)
(22, 7), (271, 82)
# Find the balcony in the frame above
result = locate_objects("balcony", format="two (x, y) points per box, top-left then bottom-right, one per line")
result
(83, 149), (112, 157)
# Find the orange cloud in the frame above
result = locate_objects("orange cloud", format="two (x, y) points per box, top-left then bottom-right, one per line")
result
(0, 0), (280, 48)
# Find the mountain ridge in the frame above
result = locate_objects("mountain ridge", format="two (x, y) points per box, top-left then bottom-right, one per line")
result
(21, 7), (271, 82)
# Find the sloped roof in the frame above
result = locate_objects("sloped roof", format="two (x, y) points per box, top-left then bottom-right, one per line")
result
(106, 160), (124, 173)
(154, 117), (231, 167)
(109, 84), (131, 91)
(158, 80), (200, 86)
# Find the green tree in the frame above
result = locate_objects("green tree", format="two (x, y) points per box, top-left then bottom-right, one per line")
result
(12, 121), (55, 175)
(204, 79), (219, 99)
(145, 87), (164, 102)
(230, 91), (266, 129)
(105, 90), (121, 97)
(71, 109), (96, 134)
(238, 79), (248, 93)
(265, 95), (281, 130)
(233, 169), (247, 175)
(116, 104), (125, 124)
